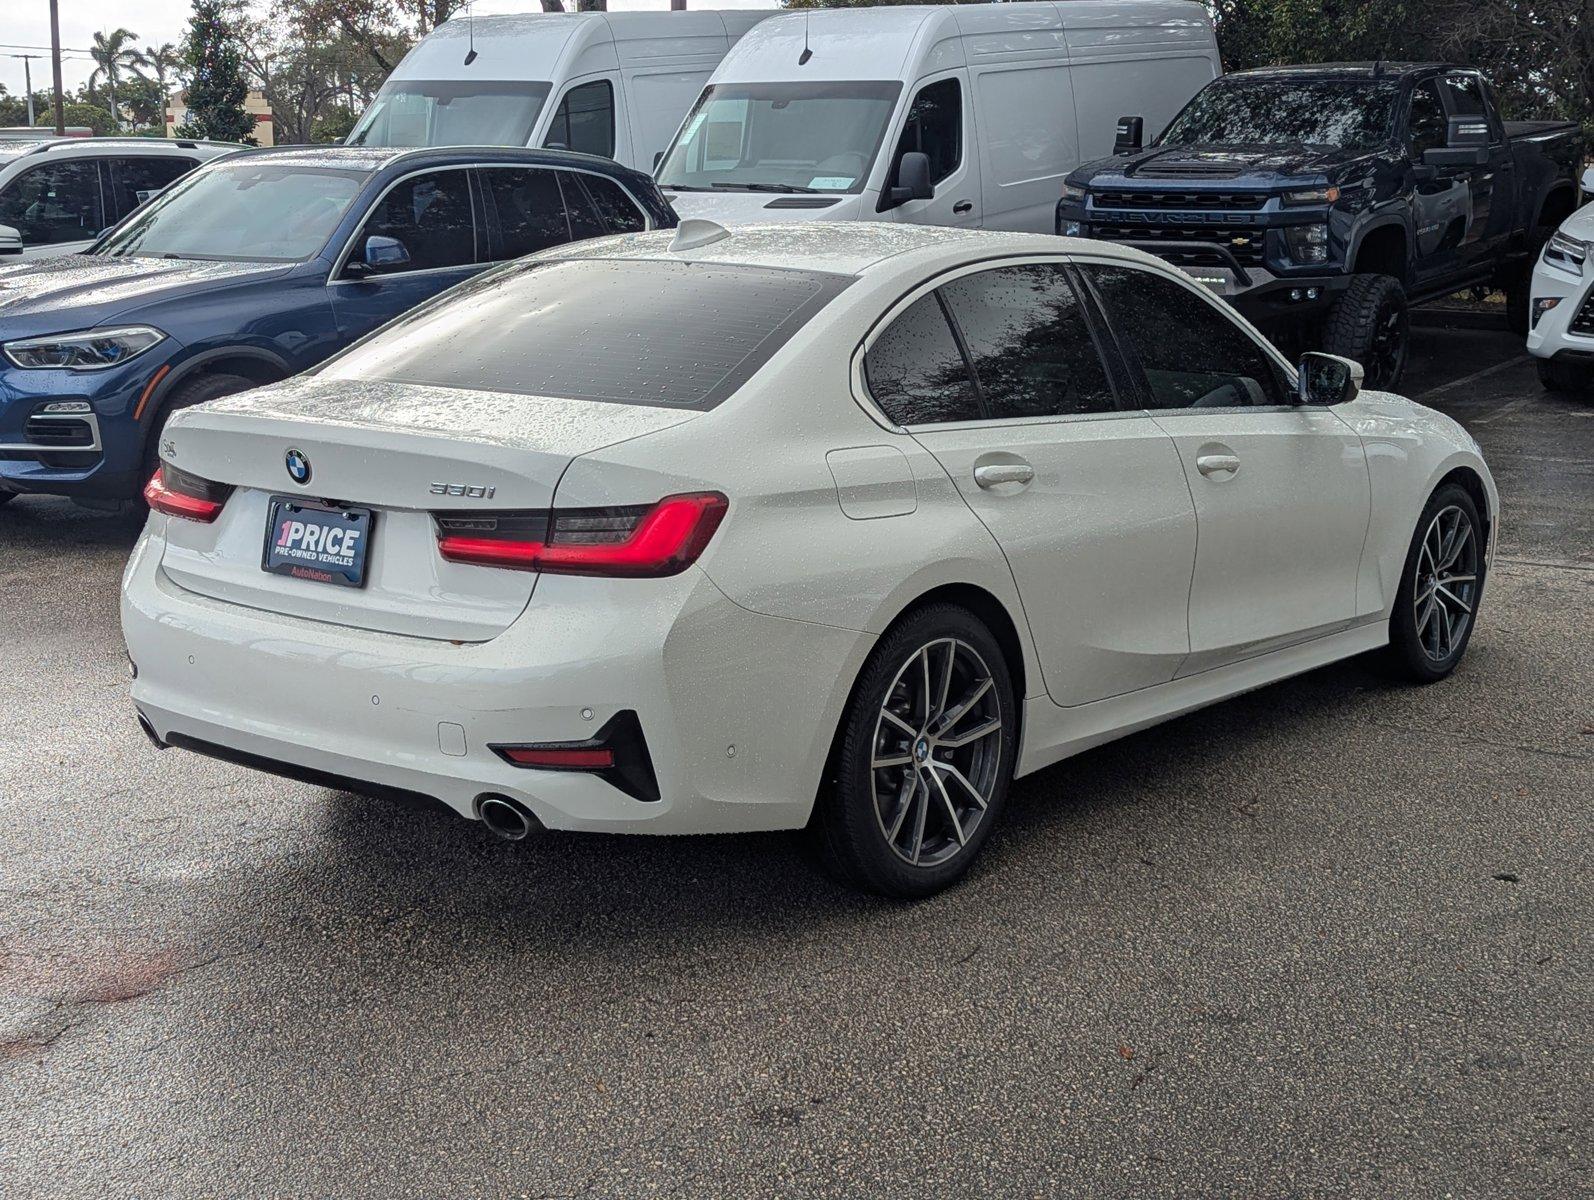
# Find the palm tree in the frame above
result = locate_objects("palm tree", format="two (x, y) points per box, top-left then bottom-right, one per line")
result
(88, 28), (141, 133)
(133, 42), (183, 131)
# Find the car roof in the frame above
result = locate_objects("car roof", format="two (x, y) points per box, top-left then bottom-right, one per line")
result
(0, 136), (245, 156)
(544, 221), (1160, 278)
(1228, 62), (1453, 82)
(246, 143), (652, 181)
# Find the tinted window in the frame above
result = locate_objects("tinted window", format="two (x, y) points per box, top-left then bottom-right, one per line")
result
(578, 174), (646, 233)
(482, 167), (569, 260)
(351, 169), (476, 276)
(543, 80), (615, 159)
(940, 265), (1114, 419)
(1407, 82), (1447, 156)
(865, 292), (980, 426)
(349, 80), (551, 148)
(1161, 78), (1399, 150)
(1085, 265), (1288, 409)
(892, 79), (961, 186)
(557, 172), (607, 241)
(98, 163), (365, 262)
(0, 161), (103, 245)
(1444, 73), (1486, 117)
(322, 259), (850, 410)
(109, 157), (196, 222)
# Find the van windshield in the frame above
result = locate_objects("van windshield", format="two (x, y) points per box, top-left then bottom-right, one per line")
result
(657, 81), (902, 195)
(348, 80), (551, 148)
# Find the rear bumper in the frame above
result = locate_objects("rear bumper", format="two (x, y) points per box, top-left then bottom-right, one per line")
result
(122, 521), (873, 835)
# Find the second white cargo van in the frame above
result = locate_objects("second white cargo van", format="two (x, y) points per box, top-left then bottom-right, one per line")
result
(347, 10), (768, 172)
(655, 1), (1220, 232)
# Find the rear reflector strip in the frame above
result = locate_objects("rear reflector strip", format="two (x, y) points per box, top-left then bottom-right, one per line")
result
(498, 746), (615, 769)
(489, 711), (660, 802)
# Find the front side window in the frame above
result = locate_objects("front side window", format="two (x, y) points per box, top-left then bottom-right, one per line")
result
(1407, 82), (1447, 157)
(939, 265), (1114, 420)
(0, 161), (103, 245)
(1161, 77), (1400, 150)
(657, 81), (902, 195)
(348, 80), (551, 148)
(349, 169), (477, 276)
(97, 162), (367, 262)
(481, 167), (569, 260)
(1084, 264), (1288, 409)
(1443, 72), (1499, 140)
(543, 80), (615, 159)
(891, 78), (962, 186)
(321, 259), (851, 409)
(109, 157), (197, 223)
(865, 292), (981, 426)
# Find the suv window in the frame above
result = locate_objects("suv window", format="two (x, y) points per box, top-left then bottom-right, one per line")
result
(575, 173), (646, 234)
(481, 167), (570, 260)
(557, 172), (609, 241)
(350, 169), (477, 276)
(865, 291), (981, 425)
(1407, 82), (1447, 157)
(0, 160), (104, 245)
(891, 78), (962, 186)
(544, 80), (615, 159)
(939, 264), (1115, 419)
(108, 156), (197, 223)
(1084, 264), (1289, 409)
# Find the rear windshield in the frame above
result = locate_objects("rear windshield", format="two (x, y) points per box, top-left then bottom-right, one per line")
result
(319, 258), (852, 409)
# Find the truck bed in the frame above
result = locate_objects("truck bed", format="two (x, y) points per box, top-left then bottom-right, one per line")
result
(1503, 119), (1581, 143)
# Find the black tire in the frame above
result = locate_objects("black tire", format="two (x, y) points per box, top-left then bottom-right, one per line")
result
(1384, 483), (1485, 683)
(815, 604), (1018, 899)
(0, 492), (13, 506)
(1503, 269), (1531, 336)
(1322, 273), (1409, 390)
(140, 372), (258, 485)
(1537, 357), (1590, 394)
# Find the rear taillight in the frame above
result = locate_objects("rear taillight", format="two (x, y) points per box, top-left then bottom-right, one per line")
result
(436, 493), (728, 577)
(144, 465), (232, 523)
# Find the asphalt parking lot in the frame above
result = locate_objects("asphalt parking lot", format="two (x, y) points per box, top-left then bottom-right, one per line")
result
(1, 322), (1589, 1198)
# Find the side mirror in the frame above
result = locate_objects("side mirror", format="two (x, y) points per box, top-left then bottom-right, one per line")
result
(0, 223), (21, 255)
(884, 151), (934, 209)
(653, 150), (664, 171)
(362, 234), (411, 273)
(1298, 351), (1363, 406)
(1422, 115), (1490, 168)
(1114, 115), (1144, 155)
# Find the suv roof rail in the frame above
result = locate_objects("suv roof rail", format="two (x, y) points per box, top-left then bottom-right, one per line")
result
(24, 136), (245, 157)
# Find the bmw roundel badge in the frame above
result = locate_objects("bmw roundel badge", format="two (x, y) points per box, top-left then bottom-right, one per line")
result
(285, 448), (312, 486)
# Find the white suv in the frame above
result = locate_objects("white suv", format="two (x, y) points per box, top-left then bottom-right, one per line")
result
(0, 137), (243, 260)
(1527, 166), (1594, 393)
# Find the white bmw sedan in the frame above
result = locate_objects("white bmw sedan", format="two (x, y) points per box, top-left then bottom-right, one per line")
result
(124, 222), (1497, 897)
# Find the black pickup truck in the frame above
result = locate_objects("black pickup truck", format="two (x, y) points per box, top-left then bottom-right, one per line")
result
(1056, 63), (1585, 387)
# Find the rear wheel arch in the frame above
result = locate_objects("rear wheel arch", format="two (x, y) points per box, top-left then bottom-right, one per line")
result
(1533, 183), (1577, 236)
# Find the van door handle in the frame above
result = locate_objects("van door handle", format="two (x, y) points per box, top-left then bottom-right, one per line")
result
(953, 200), (973, 215)
(1196, 453), (1241, 477)
(974, 462), (1034, 489)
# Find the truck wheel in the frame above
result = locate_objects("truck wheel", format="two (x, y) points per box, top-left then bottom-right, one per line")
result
(1323, 274), (1409, 390)
(1537, 358), (1591, 394)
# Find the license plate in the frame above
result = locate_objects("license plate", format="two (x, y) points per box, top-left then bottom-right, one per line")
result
(262, 496), (373, 589)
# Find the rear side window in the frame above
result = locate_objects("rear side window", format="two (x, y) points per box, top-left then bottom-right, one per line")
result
(577, 173), (647, 233)
(482, 167), (570, 260)
(544, 80), (615, 159)
(557, 172), (608, 241)
(938, 264), (1114, 419)
(0, 160), (103, 245)
(891, 78), (962, 186)
(1084, 264), (1288, 409)
(321, 259), (851, 410)
(349, 169), (477, 275)
(865, 292), (981, 425)
(109, 157), (196, 222)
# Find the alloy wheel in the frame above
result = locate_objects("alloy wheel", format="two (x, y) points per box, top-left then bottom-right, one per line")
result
(1367, 297), (1409, 388)
(1413, 504), (1479, 663)
(870, 638), (1004, 868)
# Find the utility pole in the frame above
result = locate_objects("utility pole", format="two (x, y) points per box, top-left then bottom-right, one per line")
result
(2, 55), (43, 125)
(48, 0), (66, 136)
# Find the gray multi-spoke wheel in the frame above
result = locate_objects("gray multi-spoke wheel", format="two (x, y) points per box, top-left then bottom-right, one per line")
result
(817, 604), (1017, 898)
(1386, 483), (1485, 682)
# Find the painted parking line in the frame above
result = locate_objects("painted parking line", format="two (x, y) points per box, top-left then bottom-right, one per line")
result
(1416, 356), (1527, 401)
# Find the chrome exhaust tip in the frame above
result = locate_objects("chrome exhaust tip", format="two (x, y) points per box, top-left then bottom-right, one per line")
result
(475, 794), (539, 842)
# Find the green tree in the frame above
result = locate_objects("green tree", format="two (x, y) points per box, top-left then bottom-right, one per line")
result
(177, 0), (257, 144)
(63, 102), (115, 136)
(134, 41), (185, 128)
(89, 28), (142, 132)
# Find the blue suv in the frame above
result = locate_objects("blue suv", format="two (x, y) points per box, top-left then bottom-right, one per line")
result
(0, 145), (675, 506)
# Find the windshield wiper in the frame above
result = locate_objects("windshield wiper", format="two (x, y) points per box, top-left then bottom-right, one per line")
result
(711, 182), (822, 194)
(660, 184), (713, 192)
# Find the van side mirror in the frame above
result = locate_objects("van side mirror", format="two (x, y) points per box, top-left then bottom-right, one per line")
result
(0, 223), (21, 255)
(653, 150), (664, 171)
(885, 151), (934, 208)
(1298, 351), (1362, 405)
(1422, 115), (1489, 168)
(1114, 116), (1144, 155)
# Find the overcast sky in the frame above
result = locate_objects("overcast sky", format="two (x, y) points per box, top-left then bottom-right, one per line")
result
(0, 0), (778, 98)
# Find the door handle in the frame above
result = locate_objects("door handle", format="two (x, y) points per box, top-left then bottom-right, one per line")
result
(1196, 453), (1240, 477)
(953, 200), (974, 215)
(974, 462), (1034, 489)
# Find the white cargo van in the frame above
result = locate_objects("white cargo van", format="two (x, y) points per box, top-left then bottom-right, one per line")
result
(656, 1), (1219, 232)
(347, 10), (769, 173)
